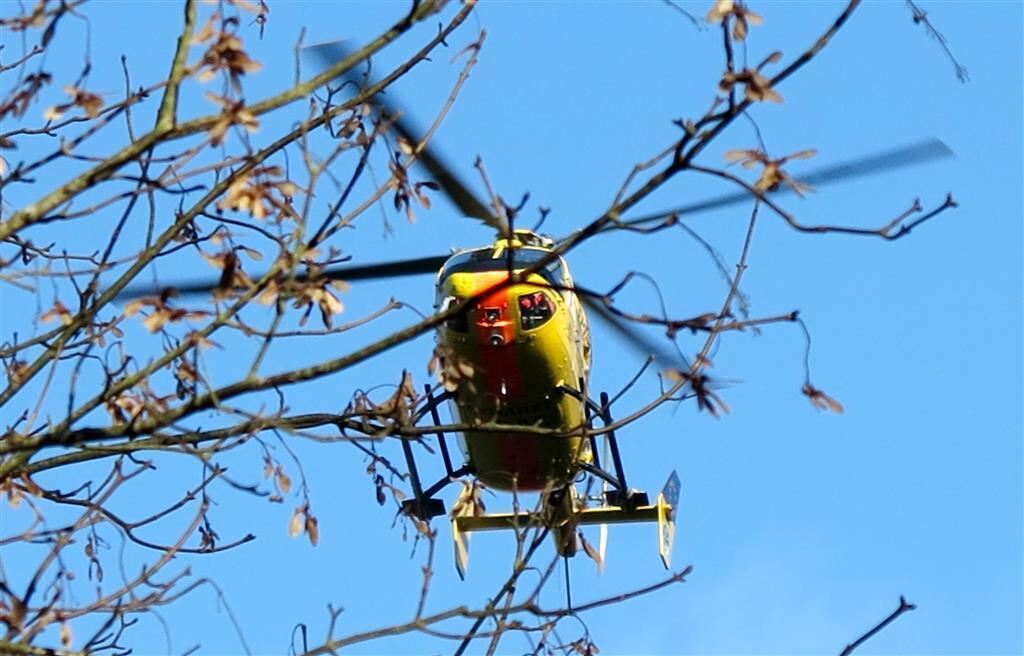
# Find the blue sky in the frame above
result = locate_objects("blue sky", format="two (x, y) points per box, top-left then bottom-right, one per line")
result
(1, 1), (1021, 654)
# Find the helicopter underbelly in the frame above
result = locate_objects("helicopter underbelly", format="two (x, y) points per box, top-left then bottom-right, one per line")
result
(457, 391), (585, 492)
(441, 308), (590, 492)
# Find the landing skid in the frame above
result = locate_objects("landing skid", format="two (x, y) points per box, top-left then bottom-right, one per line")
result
(397, 383), (641, 520)
(398, 385), (467, 522)
(395, 382), (680, 576)
(561, 384), (650, 509)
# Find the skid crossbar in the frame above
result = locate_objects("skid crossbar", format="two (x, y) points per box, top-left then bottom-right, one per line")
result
(454, 502), (666, 533)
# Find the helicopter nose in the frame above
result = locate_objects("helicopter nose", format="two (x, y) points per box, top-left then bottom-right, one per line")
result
(475, 303), (514, 347)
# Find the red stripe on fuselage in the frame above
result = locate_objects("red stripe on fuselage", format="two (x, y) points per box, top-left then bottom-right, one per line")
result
(471, 272), (541, 488)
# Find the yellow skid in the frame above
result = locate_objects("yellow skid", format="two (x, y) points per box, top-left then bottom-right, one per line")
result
(451, 471), (679, 578)
(454, 503), (664, 533)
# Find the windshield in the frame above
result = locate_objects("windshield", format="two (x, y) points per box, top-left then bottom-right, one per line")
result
(439, 248), (565, 287)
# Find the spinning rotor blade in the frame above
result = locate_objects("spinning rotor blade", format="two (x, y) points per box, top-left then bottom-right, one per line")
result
(118, 254), (449, 300)
(304, 42), (507, 236)
(579, 294), (686, 372)
(614, 138), (953, 230)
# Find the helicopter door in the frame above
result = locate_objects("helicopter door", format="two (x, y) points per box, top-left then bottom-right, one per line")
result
(558, 259), (591, 376)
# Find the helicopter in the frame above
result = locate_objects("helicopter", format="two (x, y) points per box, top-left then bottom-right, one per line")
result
(123, 41), (953, 577)
(420, 226), (682, 577)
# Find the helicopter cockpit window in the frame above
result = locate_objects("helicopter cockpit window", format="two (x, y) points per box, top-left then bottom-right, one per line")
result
(518, 291), (553, 330)
(439, 248), (565, 287)
(440, 296), (469, 333)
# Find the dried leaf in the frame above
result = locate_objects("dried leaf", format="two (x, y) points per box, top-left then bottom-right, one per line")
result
(288, 507), (303, 537)
(5, 482), (23, 509)
(43, 104), (66, 120)
(142, 309), (169, 332)
(205, 93), (259, 145)
(257, 279), (280, 305)
(65, 85), (103, 118)
(724, 149), (754, 164)
(237, 245), (264, 261)
(579, 530), (604, 573)
(802, 383), (845, 413)
(705, 0), (734, 23)
(305, 513), (319, 546)
(20, 473), (43, 497)
(276, 468), (292, 494)
(185, 331), (219, 350)
(176, 362), (198, 384)
(570, 639), (601, 656)
(192, 14), (217, 44)
(706, 0), (763, 41)
(196, 31), (261, 92)
(318, 288), (344, 315)
(40, 300), (73, 325)
(6, 359), (30, 385)
(429, 345), (476, 393)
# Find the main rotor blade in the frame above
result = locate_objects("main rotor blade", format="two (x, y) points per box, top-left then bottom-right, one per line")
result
(304, 41), (507, 236)
(579, 294), (686, 372)
(616, 138), (953, 230)
(118, 254), (449, 299)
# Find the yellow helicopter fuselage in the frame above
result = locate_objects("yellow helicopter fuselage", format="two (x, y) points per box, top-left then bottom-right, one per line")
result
(436, 236), (592, 491)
